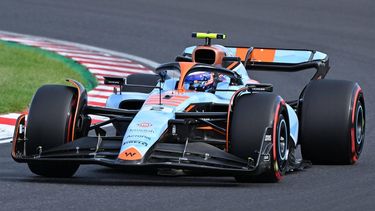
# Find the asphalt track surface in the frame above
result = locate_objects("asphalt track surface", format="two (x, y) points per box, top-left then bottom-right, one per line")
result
(0, 0), (374, 210)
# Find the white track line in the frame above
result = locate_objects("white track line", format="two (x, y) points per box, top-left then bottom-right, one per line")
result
(83, 63), (151, 72)
(88, 90), (113, 96)
(95, 85), (116, 91)
(42, 48), (111, 56)
(71, 58), (137, 66)
(0, 113), (23, 119)
(79, 61), (145, 69)
(89, 69), (132, 77)
(0, 139), (12, 144)
(59, 53), (133, 62)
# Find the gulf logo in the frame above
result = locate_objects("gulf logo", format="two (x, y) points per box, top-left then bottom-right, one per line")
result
(137, 122), (152, 128)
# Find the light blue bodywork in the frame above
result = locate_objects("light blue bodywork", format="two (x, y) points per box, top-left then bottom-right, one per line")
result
(106, 45), (301, 161)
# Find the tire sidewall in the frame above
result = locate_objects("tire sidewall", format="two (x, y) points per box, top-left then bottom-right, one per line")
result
(299, 79), (365, 164)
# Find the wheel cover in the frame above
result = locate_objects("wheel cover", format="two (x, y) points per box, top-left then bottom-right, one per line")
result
(277, 118), (289, 162)
(355, 103), (365, 152)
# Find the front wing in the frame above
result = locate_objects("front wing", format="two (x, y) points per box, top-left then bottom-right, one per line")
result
(12, 136), (275, 176)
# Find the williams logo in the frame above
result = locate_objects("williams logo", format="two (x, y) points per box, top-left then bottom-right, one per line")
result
(118, 147), (142, 160)
(137, 122), (152, 128)
(124, 152), (137, 157)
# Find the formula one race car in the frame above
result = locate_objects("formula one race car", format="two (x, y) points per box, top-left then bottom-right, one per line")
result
(12, 32), (366, 182)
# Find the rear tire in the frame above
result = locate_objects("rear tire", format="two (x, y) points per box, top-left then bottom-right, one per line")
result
(299, 80), (365, 164)
(229, 93), (289, 182)
(26, 85), (80, 177)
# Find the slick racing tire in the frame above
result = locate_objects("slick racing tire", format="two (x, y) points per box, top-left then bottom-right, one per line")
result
(299, 80), (365, 164)
(229, 93), (289, 183)
(122, 73), (160, 93)
(26, 85), (80, 177)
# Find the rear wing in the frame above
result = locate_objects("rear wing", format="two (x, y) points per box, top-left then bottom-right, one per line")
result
(227, 47), (330, 80)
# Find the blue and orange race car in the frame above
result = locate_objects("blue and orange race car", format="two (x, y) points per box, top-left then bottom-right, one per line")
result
(12, 32), (366, 182)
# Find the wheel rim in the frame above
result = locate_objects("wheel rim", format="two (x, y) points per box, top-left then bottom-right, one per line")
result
(277, 118), (288, 161)
(355, 103), (365, 149)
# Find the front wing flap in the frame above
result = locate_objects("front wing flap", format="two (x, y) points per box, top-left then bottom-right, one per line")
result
(12, 135), (274, 176)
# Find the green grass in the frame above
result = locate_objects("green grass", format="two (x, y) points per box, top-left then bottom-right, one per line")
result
(0, 40), (97, 114)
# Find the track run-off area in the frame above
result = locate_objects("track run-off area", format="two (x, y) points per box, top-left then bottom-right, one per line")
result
(0, 31), (156, 143)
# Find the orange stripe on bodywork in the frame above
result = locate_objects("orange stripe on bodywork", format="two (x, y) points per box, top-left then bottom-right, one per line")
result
(66, 79), (80, 141)
(177, 62), (196, 91)
(146, 101), (182, 106)
(250, 49), (276, 62)
(227, 61), (239, 70)
(11, 114), (26, 159)
(145, 94), (189, 107)
(235, 48), (248, 61)
(225, 87), (248, 151)
(185, 105), (195, 112)
(146, 95), (189, 100)
(197, 126), (225, 136)
(118, 147), (142, 160)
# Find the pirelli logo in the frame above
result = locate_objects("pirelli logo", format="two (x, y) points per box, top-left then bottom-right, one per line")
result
(118, 147), (142, 160)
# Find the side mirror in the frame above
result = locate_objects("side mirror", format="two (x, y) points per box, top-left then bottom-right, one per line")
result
(158, 70), (167, 83)
(104, 76), (125, 86)
(246, 83), (273, 92)
(104, 76), (125, 94)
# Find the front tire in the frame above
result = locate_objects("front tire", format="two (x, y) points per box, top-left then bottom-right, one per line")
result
(229, 93), (289, 182)
(26, 85), (80, 177)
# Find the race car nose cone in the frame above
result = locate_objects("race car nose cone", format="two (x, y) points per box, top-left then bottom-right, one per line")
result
(118, 147), (142, 160)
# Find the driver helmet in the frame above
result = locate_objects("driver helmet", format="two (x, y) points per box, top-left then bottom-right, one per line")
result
(184, 71), (214, 91)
